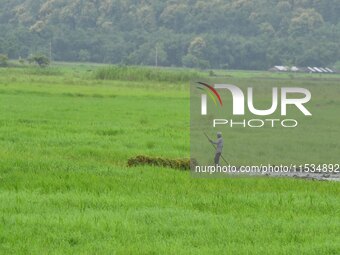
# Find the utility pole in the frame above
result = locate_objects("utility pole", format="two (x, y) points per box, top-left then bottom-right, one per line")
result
(49, 40), (52, 63)
(155, 45), (158, 67)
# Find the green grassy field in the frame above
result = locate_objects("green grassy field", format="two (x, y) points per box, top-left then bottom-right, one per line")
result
(0, 65), (339, 254)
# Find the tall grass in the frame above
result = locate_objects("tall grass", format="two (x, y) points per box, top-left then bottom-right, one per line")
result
(24, 67), (64, 76)
(1, 66), (339, 254)
(94, 65), (204, 82)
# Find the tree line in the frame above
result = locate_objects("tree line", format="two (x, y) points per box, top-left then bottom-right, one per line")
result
(0, 0), (339, 70)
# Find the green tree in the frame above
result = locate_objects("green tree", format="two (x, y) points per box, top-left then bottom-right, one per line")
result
(28, 54), (50, 67)
(289, 9), (324, 35)
(0, 54), (8, 67)
(79, 49), (91, 62)
(182, 37), (210, 69)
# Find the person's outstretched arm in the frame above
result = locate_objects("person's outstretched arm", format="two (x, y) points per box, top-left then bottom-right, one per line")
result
(209, 139), (218, 145)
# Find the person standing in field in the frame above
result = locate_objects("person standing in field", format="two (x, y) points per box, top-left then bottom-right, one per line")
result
(209, 132), (223, 165)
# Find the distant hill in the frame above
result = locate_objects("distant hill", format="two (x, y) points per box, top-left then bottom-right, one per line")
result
(0, 0), (339, 70)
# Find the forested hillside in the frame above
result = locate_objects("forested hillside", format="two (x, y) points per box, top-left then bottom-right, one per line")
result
(0, 0), (339, 69)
